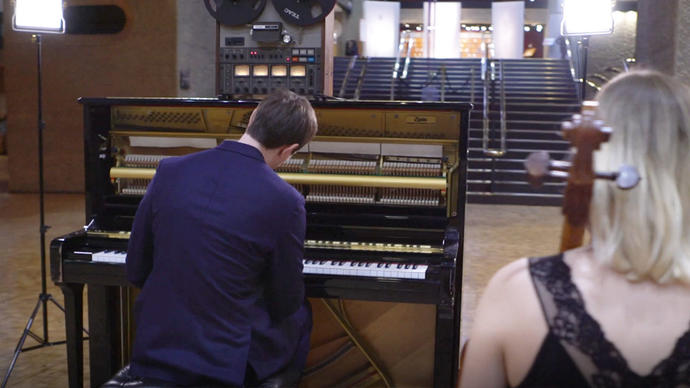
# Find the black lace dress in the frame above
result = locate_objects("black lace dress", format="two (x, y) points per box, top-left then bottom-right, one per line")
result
(513, 254), (690, 388)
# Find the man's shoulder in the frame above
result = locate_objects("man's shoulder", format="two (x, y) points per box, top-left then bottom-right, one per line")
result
(264, 169), (304, 206)
(157, 150), (210, 170)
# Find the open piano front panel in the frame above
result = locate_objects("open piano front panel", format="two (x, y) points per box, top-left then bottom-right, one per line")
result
(51, 98), (470, 388)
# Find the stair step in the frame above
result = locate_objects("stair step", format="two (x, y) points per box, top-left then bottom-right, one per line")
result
(469, 120), (565, 130)
(468, 138), (569, 150)
(468, 128), (563, 140)
(468, 155), (569, 171)
(467, 168), (564, 183)
(468, 180), (565, 195)
(467, 192), (562, 206)
(469, 111), (575, 121)
(468, 148), (570, 159)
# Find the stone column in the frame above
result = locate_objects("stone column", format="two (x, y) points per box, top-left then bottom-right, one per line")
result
(423, 2), (462, 58)
(673, 0), (690, 83)
(635, 0), (690, 84)
(492, 1), (525, 59)
(544, 0), (565, 59)
(177, 0), (216, 97)
(635, 0), (678, 75)
(361, 1), (400, 57)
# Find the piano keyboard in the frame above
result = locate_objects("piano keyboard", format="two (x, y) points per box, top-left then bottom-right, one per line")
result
(84, 251), (428, 279)
(303, 259), (427, 279)
(88, 250), (127, 263)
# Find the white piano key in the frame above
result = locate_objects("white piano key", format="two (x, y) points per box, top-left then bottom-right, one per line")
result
(92, 250), (127, 263)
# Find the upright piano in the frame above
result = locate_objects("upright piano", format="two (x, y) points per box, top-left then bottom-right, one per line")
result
(50, 97), (470, 388)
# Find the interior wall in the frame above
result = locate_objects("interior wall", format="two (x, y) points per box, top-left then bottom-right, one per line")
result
(338, 0), (364, 56)
(4, 0), (178, 192)
(674, 0), (690, 84)
(177, 0), (216, 97)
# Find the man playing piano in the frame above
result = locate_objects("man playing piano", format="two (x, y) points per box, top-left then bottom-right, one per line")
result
(125, 89), (318, 387)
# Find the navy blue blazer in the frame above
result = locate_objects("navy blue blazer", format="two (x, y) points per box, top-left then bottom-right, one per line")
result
(126, 141), (311, 386)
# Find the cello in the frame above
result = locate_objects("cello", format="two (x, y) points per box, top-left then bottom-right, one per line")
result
(525, 101), (640, 251)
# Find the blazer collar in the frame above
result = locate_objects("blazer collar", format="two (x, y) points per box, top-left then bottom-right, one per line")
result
(217, 140), (265, 163)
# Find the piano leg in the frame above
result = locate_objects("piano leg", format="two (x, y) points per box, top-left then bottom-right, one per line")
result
(433, 304), (458, 388)
(87, 285), (124, 388)
(58, 282), (84, 388)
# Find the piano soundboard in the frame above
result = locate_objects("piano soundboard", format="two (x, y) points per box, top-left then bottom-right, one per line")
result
(50, 97), (470, 388)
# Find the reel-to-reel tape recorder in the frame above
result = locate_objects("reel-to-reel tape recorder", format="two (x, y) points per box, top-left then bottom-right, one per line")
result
(204, 0), (336, 98)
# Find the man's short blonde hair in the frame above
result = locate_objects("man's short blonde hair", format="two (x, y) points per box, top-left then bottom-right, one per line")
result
(590, 70), (690, 284)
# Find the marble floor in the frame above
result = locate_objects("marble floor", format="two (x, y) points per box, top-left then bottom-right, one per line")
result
(0, 155), (563, 387)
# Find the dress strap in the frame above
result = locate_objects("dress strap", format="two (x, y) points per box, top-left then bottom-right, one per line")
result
(527, 254), (690, 387)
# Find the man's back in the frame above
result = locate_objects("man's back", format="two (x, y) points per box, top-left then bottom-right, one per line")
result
(126, 141), (310, 386)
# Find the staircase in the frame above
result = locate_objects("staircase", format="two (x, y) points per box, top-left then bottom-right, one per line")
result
(333, 57), (580, 206)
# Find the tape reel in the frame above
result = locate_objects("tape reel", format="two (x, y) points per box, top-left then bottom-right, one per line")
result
(272, 0), (337, 26)
(204, 0), (267, 26)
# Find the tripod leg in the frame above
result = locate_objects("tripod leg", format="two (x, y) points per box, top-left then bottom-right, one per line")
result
(1, 298), (44, 388)
(47, 294), (88, 336)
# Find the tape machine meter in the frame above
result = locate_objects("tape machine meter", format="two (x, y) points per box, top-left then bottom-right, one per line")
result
(204, 0), (336, 98)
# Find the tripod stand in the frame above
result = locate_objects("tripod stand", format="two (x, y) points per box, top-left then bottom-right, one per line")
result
(1, 34), (86, 388)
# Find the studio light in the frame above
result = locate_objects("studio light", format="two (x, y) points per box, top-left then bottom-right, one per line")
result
(2, 1), (69, 387)
(12, 0), (65, 34)
(560, 0), (613, 101)
(562, 0), (613, 36)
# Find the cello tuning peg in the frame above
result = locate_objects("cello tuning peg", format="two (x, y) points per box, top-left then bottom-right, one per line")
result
(525, 151), (550, 177)
(524, 151), (550, 187)
(615, 165), (641, 190)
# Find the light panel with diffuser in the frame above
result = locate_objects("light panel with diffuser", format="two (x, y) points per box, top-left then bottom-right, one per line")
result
(12, 0), (65, 34)
(562, 0), (613, 36)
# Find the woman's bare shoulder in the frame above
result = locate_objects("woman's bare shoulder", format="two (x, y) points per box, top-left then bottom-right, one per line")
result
(460, 258), (549, 388)
(472, 257), (543, 333)
(482, 258), (533, 302)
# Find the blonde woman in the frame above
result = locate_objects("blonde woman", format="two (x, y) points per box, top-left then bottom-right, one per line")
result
(459, 70), (690, 388)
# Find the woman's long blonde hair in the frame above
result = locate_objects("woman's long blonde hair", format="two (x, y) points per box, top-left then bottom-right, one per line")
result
(590, 70), (690, 284)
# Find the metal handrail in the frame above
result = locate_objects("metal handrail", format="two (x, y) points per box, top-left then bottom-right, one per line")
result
(481, 57), (490, 153)
(401, 37), (413, 79)
(440, 65), (447, 102)
(353, 58), (369, 101)
(585, 79), (602, 92)
(338, 55), (358, 98)
(390, 31), (408, 100)
(470, 67), (475, 103)
(481, 60), (507, 157)
(589, 73), (609, 83)
(497, 61), (507, 156)
(564, 37), (582, 100)
(623, 57), (636, 72)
